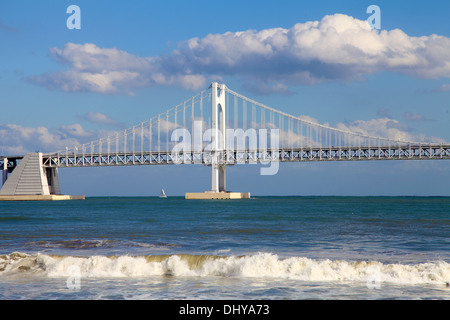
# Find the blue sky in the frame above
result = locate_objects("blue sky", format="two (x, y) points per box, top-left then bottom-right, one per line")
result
(1, 0), (450, 196)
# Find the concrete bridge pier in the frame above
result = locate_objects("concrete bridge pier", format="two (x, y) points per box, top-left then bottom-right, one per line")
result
(0, 152), (84, 201)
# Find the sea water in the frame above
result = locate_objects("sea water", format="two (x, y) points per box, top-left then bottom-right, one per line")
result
(0, 196), (449, 300)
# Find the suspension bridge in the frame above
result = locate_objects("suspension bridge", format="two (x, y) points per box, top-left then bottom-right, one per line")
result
(1, 82), (449, 200)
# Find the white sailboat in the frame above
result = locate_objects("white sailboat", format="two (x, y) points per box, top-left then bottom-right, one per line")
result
(159, 188), (167, 198)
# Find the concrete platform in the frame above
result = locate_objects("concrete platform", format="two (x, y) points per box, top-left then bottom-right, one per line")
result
(185, 191), (250, 200)
(0, 195), (85, 201)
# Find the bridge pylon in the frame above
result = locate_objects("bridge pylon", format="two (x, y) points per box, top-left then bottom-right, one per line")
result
(185, 82), (250, 199)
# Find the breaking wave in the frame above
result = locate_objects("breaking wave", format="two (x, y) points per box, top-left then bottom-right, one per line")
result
(24, 239), (178, 251)
(1, 252), (449, 286)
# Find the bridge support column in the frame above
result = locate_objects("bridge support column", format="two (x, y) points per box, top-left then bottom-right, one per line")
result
(219, 164), (226, 192)
(211, 162), (227, 192)
(211, 82), (227, 192)
(2, 157), (7, 186)
(185, 82), (250, 200)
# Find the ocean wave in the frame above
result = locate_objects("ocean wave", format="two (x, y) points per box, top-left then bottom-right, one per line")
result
(24, 239), (178, 250)
(26, 240), (115, 249)
(0, 252), (449, 286)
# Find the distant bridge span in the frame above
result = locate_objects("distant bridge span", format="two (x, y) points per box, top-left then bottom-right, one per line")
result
(1, 83), (449, 199)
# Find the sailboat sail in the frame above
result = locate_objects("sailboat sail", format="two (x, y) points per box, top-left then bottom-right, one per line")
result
(160, 188), (167, 198)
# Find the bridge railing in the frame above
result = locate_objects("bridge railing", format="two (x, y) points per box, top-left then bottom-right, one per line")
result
(41, 143), (450, 168)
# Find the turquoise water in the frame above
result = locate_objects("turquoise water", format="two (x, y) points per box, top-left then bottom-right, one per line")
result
(0, 196), (449, 299)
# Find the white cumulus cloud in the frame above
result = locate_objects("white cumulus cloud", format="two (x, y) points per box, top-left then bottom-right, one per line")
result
(28, 14), (450, 95)
(81, 112), (124, 128)
(0, 123), (115, 155)
(335, 118), (445, 144)
(0, 124), (79, 155)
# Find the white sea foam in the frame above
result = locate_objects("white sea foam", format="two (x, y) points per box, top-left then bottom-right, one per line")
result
(1, 252), (449, 286)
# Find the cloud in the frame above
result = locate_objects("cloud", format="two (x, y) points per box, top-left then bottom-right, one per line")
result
(169, 14), (450, 83)
(404, 112), (434, 122)
(58, 123), (92, 138)
(28, 68), (143, 95)
(28, 43), (207, 94)
(267, 113), (445, 147)
(0, 124), (80, 155)
(0, 117), (183, 156)
(298, 115), (320, 124)
(434, 83), (450, 92)
(81, 111), (125, 128)
(335, 118), (445, 144)
(242, 80), (294, 95)
(28, 13), (450, 95)
(376, 108), (392, 119)
(0, 21), (18, 33)
(0, 123), (114, 155)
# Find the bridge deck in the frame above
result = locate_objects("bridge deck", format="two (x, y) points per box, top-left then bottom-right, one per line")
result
(33, 144), (450, 168)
